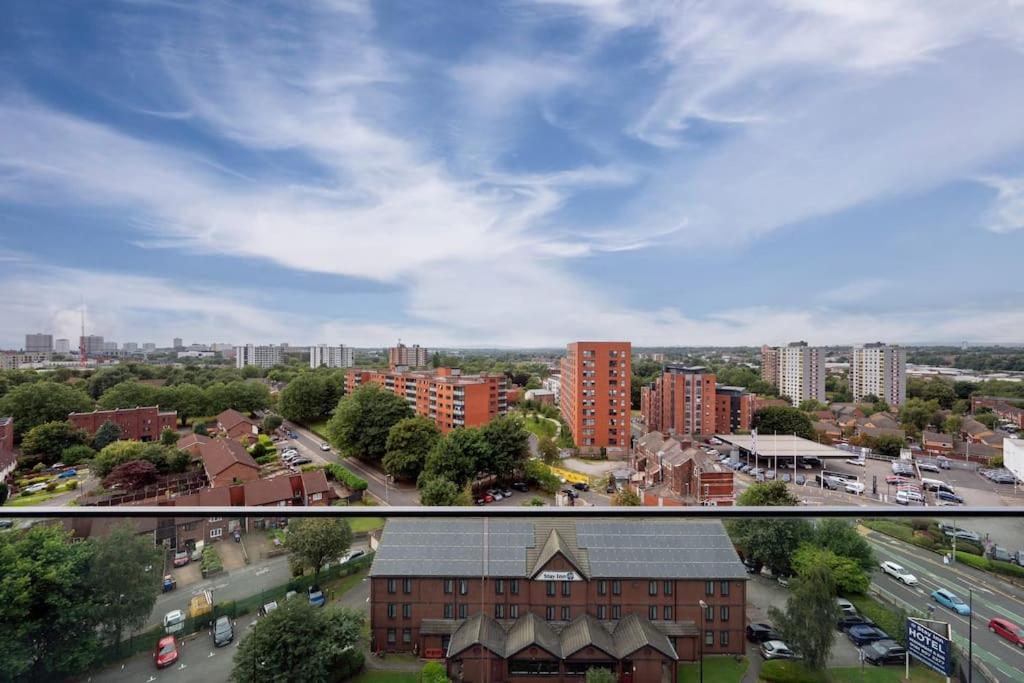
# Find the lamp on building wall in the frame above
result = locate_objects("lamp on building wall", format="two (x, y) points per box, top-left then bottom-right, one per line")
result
(698, 599), (708, 683)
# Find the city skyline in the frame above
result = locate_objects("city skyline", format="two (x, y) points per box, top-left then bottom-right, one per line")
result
(2, 1), (1024, 348)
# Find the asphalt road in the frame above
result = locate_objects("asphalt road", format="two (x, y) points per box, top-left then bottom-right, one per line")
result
(864, 529), (1024, 681)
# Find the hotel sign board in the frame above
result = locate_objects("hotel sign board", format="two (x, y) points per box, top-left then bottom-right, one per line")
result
(537, 570), (582, 581)
(907, 618), (952, 676)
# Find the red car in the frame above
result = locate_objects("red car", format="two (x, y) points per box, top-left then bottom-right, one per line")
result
(172, 550), (190, 567)
(885, 475), (909, 486)
(482, 494), (494, 503)
(988, 618), (1024, 647)
(154, 635), (179, 668)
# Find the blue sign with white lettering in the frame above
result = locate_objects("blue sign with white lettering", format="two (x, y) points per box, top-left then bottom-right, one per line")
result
(907, 619), (952, 676)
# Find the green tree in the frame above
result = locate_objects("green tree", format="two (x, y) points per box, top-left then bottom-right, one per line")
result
(791, 544), (868, 594)
(975, 412), (999, 429)
(523, 459), (561, 493)
(250, 441), (268, 459)
(421, 428), (491, 487)
(585, 668), (617, 683)
(92, 440), (146, 477)
(193, 420), (209, 436)
(798, 399), (827, 413)
(752, 406), (814, 440)
(97, 381), (161, 410)
(812, 519), (874, 571)
(383, 416), (441, 481)
(87, 365), (136, 398)
(0, 381), (93, 438)
(327, 384), (413, 463)
(60, 444), (96, 465)
(160, 427), (178, 446)
(422, 660), (451, 683)
(768, 563), (840, 670)
(231, 601), (363, 683)
(91, 419), (124, 451)
(943, 415), (964, 436)
(921, 378), (956, 408)
(479, 414), (530, 475)
(279, 373), (332, 422)
(0, 524), (100, 679)
(419, 476), (471, 506)
(524, 496), (546, 506)
(206, 381), (270, 415)
(537, 434), (559, 463)
(728, 482), (811, 576)
(285, 518), (353, 579)
(88, 523), (162, 645)
(899, 398), (942, 432)
(873, 433), (906, 457)
(612, 488), (641, 506)
(164, 383), (208, 426)
(263, 414), (283, 433)
(21, 421), (87, 464)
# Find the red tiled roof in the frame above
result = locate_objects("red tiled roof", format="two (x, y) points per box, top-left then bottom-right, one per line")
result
(242, 476), (296, 506)
(177, 433), (212, 449)
(217, 409), (253, 430)
(199, 439), (259, 477)
(300, 469), (331, 496)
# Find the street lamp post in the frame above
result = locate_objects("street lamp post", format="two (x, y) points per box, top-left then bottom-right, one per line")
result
(698, 599), (708, 683)
(968, 589), (974, 683)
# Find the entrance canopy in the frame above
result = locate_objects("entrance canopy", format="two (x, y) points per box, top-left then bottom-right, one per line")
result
(714, 434), (850, 459)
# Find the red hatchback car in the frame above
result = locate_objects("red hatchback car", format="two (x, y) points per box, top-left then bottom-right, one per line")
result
(154, 635), (179, 668)
(988, 618), (1024, 647)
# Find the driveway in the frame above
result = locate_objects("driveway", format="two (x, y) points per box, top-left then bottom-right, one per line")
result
(216, 540), (247, 571)
(171, 562), (203, 588)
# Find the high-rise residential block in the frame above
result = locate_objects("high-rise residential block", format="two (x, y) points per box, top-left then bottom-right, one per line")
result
(760, 345), (779, 387)
(235, 344), (283, 369)
(80, 335), (105, 357)
(122, 342), (138, 352)
(346, 366), (506, 433)
(387, 343), (429, 368)
(142, 342), (156, 352)
(54, 338), (71, 354)
(173, 337), (183, 349)
(851, 342), (906, 406)
(776, 341), (825, 406)
(310, 344), (354, 368)
(101, 341), (118, 353)
(25, 333), (53, 353)
(560, 341), (630, 454)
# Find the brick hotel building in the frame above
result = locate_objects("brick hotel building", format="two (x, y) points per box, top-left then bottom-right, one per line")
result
(560, 342), (631, 456)
(346, 367), (507, 433)
(369, 519), (747, 683)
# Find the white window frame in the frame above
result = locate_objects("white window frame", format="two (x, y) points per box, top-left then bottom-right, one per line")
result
(209, 527), (223, 539)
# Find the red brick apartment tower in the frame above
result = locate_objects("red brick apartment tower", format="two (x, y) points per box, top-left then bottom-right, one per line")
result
(560, 342), (631, 456)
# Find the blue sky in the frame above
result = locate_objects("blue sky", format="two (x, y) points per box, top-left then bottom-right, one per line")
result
(2, 0), (1023, 349)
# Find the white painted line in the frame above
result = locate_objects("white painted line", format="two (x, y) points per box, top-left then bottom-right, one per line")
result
(255, 568), (269, 576)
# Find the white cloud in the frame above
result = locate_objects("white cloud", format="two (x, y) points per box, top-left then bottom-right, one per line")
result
(978, 175), (1024, 233)
(819, 279), (891, 304)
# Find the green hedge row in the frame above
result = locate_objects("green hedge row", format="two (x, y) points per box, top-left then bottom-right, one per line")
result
(325, 463), (368, 491)
(846, 594), (913, 647)
(955, 551), (1024, 579)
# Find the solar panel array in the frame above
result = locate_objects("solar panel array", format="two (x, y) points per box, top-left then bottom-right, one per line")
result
(577, 520), (748, 579)
(370, 519), (533, 577)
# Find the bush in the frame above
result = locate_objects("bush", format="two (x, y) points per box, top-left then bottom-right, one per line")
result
(910, 518), (932, 531)
(66, 480), (79, 490)
(45, 481), (58, 492)
(847, 594), (912, 647)
(201, 545), (223, 575)
(300, 464), (320, 472)
(911, 531), (937, 550)
(325, 463), (367, 491)
(956, 540), (983, 556)
(255, 454), (276, 465)
(61, 444), (96, 465)
(955, 552), (1024, 579)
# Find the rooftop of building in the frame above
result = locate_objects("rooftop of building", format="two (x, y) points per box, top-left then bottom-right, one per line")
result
(216, 408), (254, 429)
(69, 405), (176, 417)
(370, 518), (747, 580)
(0, 416), (11, 426)
(199, 439), (259, 477)
(663, 364), (708, 374)
(714, 433), (852, 458)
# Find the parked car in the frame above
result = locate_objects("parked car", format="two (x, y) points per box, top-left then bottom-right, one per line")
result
(862, 639), (906, 665)
(746, 623), (782, 643)
(987, 618), (1024, 648)
(935, 491), (964, 504)
(57, 469), (77, 479)
(781, 473), (792, 483)
(482, 494), (494, 503)
(501, 488), (513, 498)
(289, 456), (312, 466)
(947, 529), (981, 543)
(836, 598), (857, 616)
(307, 585), (326, 607)
(319, 442), (331, 451)
(931, 589), (971, 615)
(23, 482), (48, 494)
(992, 473), (1019, 485)
(0, 519), (12, 530)
(847, 625), (890, 646)
(794, 474), (805, 486)
(512, 482), (529, 492)
(258, 601), (279, 617)
(918, 462), (941, 473)
(153, 635), (179, 669)
(163, 609), (186, 635)
(213, 616), (234, 647)
(988, 546), (1013, 563)
(776, 575), (790, 588)
(885, 475), (910, 485)
(760, 640), (795, 660)
(880, 561), (918, 585)
(287, 431), (299, 438)
(837, 614), (874, 631)
(339, 549), (365, 565)
(845, 458), (866, 467)
(606, 484), (617, 493)
(172, 550), (190, 567)
(896, 490), (924, 505)
(845, 481), (866, 494)
(572, 482), (589, 491)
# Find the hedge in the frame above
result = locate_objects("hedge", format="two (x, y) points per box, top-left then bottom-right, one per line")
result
(325, 463), (368, 491)
(847, 593), (913, 647)
(201, 545), (223, 574)
(955, 551), (1024, 579)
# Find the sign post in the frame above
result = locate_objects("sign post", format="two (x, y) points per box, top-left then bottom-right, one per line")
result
(906, 618), (953, 681)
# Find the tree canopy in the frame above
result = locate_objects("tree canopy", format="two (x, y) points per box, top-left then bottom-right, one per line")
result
(91, 419), (124, 451)
(478, 415), (531, 475)
(278, 373), (337, 423)
(383, 416), (441, 481)
(768, 563), (839, 671)
(327, 384), (413, 462)
(729, 482), (811, 575)
(791, 544), (868, 594)
(285, 518), (353, 578)
(88, 524), (163, 645)
(97, 381), (161, 410)
(812, 519), (874, 571)
(0, 382), (93, 438)
(419, 476), (465, 506)
(21, 421), (87, 464)
(420, 428), (492, 487)
(752, 406), (814, 440)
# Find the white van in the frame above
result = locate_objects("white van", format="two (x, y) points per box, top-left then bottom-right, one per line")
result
(921, 478), (956, 494)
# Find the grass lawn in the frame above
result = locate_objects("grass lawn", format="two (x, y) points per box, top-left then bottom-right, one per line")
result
(678, 656), (747, 683)
(349, 672), (418, 683)
(324, 566), (369, 598)
(523, 414), (557, 439)
(305, 420), (330, 438)
(349, 517), (386, 533)
(761, 660), (946, 683)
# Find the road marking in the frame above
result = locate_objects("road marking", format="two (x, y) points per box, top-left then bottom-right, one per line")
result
(255, 568), (269, 576)
(208, 651), (215, 658)
(147, 677), (157, 682)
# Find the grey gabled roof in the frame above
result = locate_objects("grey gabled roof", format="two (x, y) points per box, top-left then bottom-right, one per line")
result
(560, 614), (617, 658)
(613, 613), (678, 660)
(371, 519), (746, 580)
(505, 612), (561, 658)
(530, 528), (587, 579)
(447, 613), (507, 658)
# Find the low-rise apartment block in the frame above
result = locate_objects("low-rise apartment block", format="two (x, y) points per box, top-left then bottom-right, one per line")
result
(234, 344), (283, 369)
(69, 406), (178, 442)
(310, 344), (354, 368)
(369, 519), (747, 683)
(560, 342), (631, 455)
(346, 367), (507, 433)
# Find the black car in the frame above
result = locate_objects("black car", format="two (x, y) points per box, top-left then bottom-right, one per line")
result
(862, 639), (906, 665)
(746, 623), (781, 643)
(847, 625), (890, 647)
(212, 616), (234, 647)
(572, 482), (589, 492)
(511, 482), (529, 492)
(561, 489), (579, 499)
(0, 520), (13, 530)
(837, 614), (874, 631)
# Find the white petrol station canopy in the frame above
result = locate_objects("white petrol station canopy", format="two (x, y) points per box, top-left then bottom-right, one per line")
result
(714, 434), (852, 459)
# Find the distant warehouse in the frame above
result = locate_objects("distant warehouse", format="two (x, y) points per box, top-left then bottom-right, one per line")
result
(369, 518), (748, 682)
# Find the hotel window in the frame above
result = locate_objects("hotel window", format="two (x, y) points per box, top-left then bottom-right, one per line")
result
(495, 604), (505, 619)
(510, 579), (519, 595)
(444, 604), (454, 619)
(402, 628), (411, 644)
(612, 605), (621, 619)
(705, 631), (714, 646)
(495, 579), (504, 595)
(561, 606), (571, 621)
(705, 580), (714, 596)
(598, 580), (607, 596)
(720, 606), (730, 622)
(403, 578), (412, 594)
(648, 581), (657, 596)
(459, 604), (468, 619)
(546, 581), (556, 596)
(444, 579), (453, 594)
(562, 582), (571, 597)
(720, 631), (730, 647)
(597, 605), (607, 619)
(403, 604), (412, 618)
(387, 579), (397, 594)
(387, 629), (396, 644)
(704, 605), (714, 622)
(720, 581), (730, 596)
(664, 606), (673, 620)
(459, 579), (468, 595)
(387, 604), (396, 618)
(648, 606), (657, 621)
(664, 581), (673, 596)
(612, 580), (621, 595)
(546, 606), (556, 620)
(510, 604), (519, 618)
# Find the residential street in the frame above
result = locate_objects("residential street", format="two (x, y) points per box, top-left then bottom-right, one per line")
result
(864, 528), (1024, 682)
